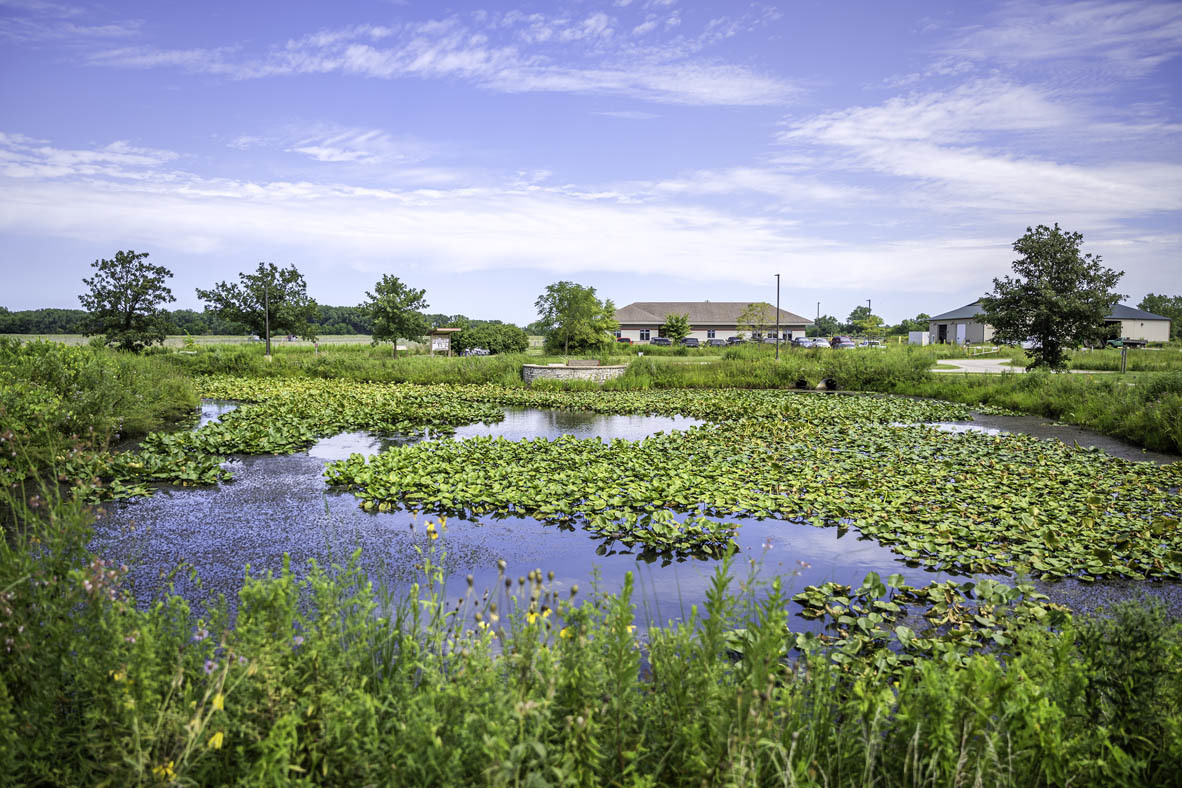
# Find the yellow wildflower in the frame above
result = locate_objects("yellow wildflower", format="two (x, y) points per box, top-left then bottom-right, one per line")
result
(152, 760), (176, 781)
(212, 693), (224, 711)
(559, 627), (571, 638)
(208, 730), (224, 750)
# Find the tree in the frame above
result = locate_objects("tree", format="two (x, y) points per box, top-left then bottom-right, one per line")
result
(452, 323), (529, 355)
(78, 250), (175, 352)
(196, 263), (319, 356)
(806, 314), (840, 337)
(844, 305), (873, 334)
(736, 302), (774, 339)
(981, 224), (1123, 369)
(359, 275), (429, 357)
(891, 313), (931, 335)
(854, 313), (885, 338)
(1138, 293), (1182, 340)
(660, 313), (691, 343)
(534, 282), (618, 355)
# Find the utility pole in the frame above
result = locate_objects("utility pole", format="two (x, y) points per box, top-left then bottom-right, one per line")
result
(775, 273), (781, 361)
(264, 280), (271, 358)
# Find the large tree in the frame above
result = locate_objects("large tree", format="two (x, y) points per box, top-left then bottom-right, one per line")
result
(359, 275), (429, 357)
(659, 313), (691, 343)
(534, 281), (618, 355)
(78, 250), (175, 352)
(981, 224), (1123, 369)
(196, 263), (319, 355)
(1138, 293), (1182, 340)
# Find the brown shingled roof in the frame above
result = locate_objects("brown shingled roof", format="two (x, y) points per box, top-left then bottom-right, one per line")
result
(615, 301), (812, 325)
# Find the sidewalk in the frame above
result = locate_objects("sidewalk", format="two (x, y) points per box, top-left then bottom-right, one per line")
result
(932, 357), (1107, 374)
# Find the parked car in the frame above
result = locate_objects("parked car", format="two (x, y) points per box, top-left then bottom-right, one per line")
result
(1107, 337), (1147, 348)
(761, 336), (779, 344)
(680, 337), (700, 347)
(616, 337), (632, 344)
(791, 337), (812, 347)
(829, 335), (854, 347)
(649, 337), (672, 346)
(810, 338), (831, 348)
(706, 338), (727, 347)
(726, 336), (746, 345)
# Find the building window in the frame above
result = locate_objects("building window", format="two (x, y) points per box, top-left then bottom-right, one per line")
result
(614, 331), (621, 338)
(639, 329), (651, 341)
(706, 329), (715, 339)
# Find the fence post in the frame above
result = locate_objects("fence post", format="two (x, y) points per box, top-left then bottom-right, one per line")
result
(1120, 346), (1127, 374)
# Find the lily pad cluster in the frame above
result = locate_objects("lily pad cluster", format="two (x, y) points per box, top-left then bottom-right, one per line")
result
(728, 571), (1072, 677)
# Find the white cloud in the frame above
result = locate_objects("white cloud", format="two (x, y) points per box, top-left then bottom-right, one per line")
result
(943, 0), (1182, 77)
(780, 79), (1182, 223)
(84, 12), (795, 106)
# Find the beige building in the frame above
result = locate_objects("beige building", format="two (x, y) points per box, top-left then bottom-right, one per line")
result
(929, 301), (1171, 344)
(614, 301), (812, 343)
(1105, 304), (1172, 343)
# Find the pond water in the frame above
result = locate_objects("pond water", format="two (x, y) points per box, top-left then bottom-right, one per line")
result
(90, 400), (1181, 630)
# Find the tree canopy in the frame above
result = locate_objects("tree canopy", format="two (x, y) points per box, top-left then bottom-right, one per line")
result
(196, 263), (320, 355)
(1138, 294), (1181, 340)
(806, 314), (840, 337)
(78, 250), (175, 352)
(981, 224), (1123, 369)
(660, 313), (691, 343)
(360, 275), (429, 357)
(452, 323), (529, 355)
(534, 282), (618, 355)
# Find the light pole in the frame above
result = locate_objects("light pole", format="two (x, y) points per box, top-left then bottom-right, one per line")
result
(775, 273), (781, 361)
(264, 280), (271, 358)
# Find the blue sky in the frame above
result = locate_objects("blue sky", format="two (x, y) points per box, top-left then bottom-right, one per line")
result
(1, 0), (1179, 325)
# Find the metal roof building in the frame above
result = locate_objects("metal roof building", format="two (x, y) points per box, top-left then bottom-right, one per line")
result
(614, 301), (812, 343)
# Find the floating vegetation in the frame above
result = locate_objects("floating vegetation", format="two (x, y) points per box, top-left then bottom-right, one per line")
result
(58, 376), (1181, 579)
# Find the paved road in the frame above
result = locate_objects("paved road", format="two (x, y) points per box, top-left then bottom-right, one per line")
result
(932, 357), (1106, 374)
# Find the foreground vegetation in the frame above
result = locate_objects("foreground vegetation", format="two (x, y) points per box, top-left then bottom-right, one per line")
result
(3, 339), (1182, 785)
(3, 490), (1180, 786)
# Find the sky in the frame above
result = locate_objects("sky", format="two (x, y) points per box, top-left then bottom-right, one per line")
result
(1, 0), (1179, 326)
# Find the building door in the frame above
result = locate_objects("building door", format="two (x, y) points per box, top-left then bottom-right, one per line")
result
(956, 323), (967, 344)
(937, 324), (947, 343)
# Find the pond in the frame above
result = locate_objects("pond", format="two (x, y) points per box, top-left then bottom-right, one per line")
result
(91, 399), (1182, 630)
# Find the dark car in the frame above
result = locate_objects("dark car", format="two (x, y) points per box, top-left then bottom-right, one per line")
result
(706, 338), (727, 347)
(616, 337), (632, 344)
(792, 337), (811, 347)
(726, 336), (746, 345)
(680, 337), (700, 347)
(649, 337), (672, 346)
(830, 335), (854, 347)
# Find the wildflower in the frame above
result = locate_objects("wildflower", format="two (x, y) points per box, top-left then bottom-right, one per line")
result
(203, 659), (216, 675)
(559, 627), (571, 639)
(207, 730), (224, 750)
(212, 693), (224, 711)
(293, 635), (304, 647)
(527, 611), (538, 625)
(111, 669), (126, 682)
(152, 760), (176, 781)
(193, 627), (208, 642)
(237, 655), (248, 666)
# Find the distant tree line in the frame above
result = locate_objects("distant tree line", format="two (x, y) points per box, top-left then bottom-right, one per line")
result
(0, 304), (533, 338)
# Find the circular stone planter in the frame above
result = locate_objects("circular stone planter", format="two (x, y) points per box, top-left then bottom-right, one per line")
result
(522, 364), (629, 385)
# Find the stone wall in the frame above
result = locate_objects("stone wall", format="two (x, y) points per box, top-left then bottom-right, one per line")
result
(522, 364), (628, 385)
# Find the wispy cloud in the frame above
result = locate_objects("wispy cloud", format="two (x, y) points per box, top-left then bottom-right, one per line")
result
(83, 11), (795, 106)
(942, 0), (1182, 77)
(0, 132), (177, 179)
(780, 78), (1182, 223)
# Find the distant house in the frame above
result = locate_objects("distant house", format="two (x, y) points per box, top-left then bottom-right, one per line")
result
(614, 301), (812, 343)
(928, 300), (1172, 344)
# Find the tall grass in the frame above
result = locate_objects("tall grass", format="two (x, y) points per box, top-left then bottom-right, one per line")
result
(897, 370), (1182, 453)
